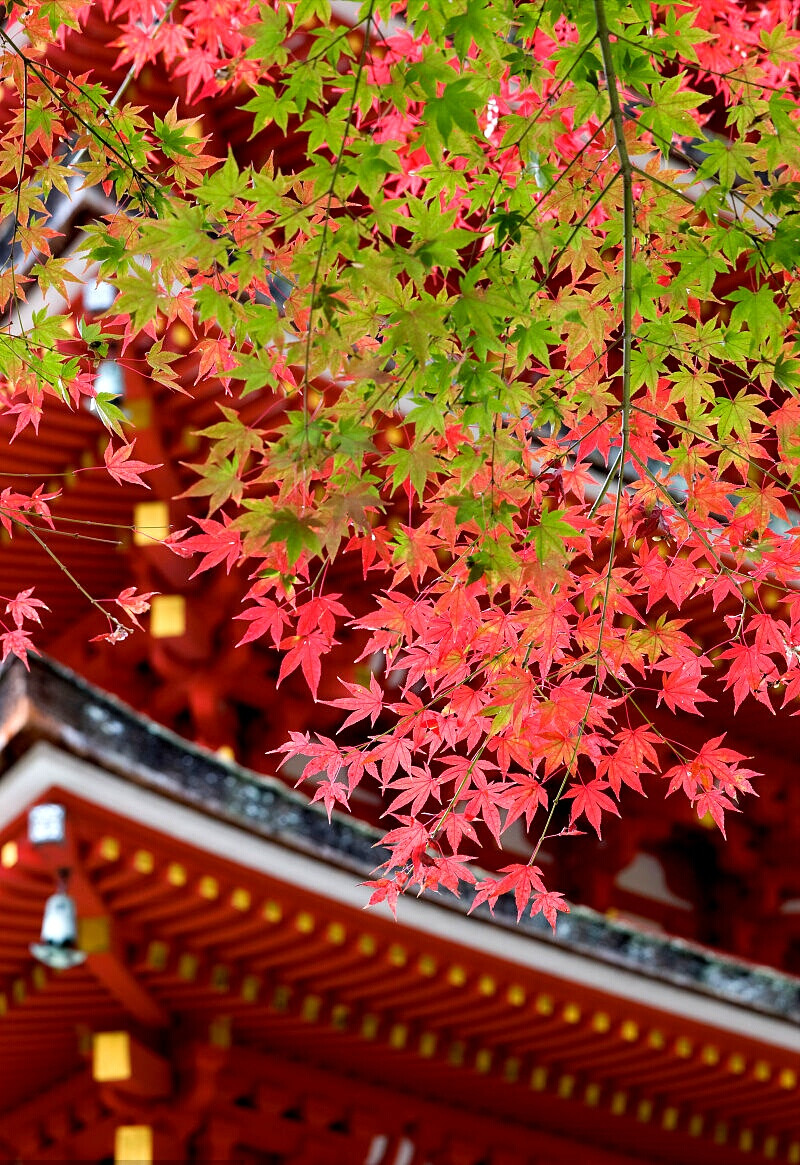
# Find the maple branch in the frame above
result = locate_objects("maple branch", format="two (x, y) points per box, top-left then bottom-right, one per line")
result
(8, 56), (29, 343)
(0, 28), (161, 202)
(301, 0), (376, 408)
(594, 0), (633, 511)
(528, 2), (638, 864)
(628, 449), (763, 621)
(20, 521), (126, 633)
(631, 403), (800, 518)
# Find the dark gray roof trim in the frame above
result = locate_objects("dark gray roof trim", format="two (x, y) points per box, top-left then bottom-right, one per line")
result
(1, 655), (798, 1025)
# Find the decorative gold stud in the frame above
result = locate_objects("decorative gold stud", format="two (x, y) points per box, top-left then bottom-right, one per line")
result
(1, 842), (18, 868)
(230, 888), (251, 911)
(166, 863), (186, 887)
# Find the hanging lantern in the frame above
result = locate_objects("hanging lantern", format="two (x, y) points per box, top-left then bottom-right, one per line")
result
(30, 882), (87, 971)
(28, 803), (66, 846)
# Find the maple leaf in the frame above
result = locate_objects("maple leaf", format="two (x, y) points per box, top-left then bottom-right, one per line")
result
(494, 863), (547, 920)
(381, 817), (431, 872)
(498, 773), (548, 829)
(91, 622), (131, 645)
(5, 588), (48, 628)
(8, 399), (44, 440)
(363, 877), (402, 920)
(114, 587), (157, 629)
(235, 597), (291, 648)
(296, 594), (349, 639)
(563, 779), (620, 839)
(278, 628), (337, 701)
(374, 736), (414, 787)
(0, 627), (38, 669)
(421, 853), (476, 896)
(655, 654), (713, 715)
(469, 876), (504, 915)
(168, 517), (242, 577)
(718, 642), (779, 713)
(441, 809), (479, 854)
(386, 766), (442, 817)
(329, 673), (384, 730)
(597, 725), (660, 797)
(310, 777), (350, 822)
(461, 768), (505, 845)
(694, 787), (739, 838)
(103, 441), (160, 488)
(391, 524), (440, 586)
(529, 889), (569, 932)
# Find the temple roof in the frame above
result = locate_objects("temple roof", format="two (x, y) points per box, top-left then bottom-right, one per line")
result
(2, 654), (799, 1031)
(0, 654), (798, 1163)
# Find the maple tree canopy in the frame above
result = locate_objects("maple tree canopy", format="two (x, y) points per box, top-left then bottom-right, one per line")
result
(0, 0), (799, 924)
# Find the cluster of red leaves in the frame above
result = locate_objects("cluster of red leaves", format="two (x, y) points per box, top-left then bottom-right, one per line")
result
(0, 587), (49, 668)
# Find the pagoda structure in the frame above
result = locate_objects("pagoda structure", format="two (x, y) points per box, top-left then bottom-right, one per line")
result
(0, 5), (797, 1163)
(0, 655), (798, 1165)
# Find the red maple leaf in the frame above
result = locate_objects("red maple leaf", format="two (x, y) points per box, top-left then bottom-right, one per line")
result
(90, 622), (130, 645)
(329, 673), (385, 730)
(374, 735), (414, 786)
(310, 777), (350, 822)
(8, 399), (43, 440)
(498, 773), (549, 829)
(421, 852), (476, 896)
(0, 627), (38, 669)
(563, 779), (620, 839)
(5, 588), (48, 628)
(278, 628), (337, 701)
(296, 593), (349, 639)
(440, 809), (479, 854)
(103, 440), (160, 488)
(655, 654), (713, 715)
(363, 877), (402, 920)
(381, 817), (431, 871)
(386, 765), (441, 817)
(114, 586), (157, 629)
(694, 787), (739, 838)
(597, 724), (660, 796)
(235, 596), (291, 648)
(718, 642), (779, 713)
(529, 889), (569, 932)
(494, 863), (547, 920)
(168, 516), (242, 576)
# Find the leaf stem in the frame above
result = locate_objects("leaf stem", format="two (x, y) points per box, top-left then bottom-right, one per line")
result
(528, 0), (635, 863)
(594, 0), (633, 479)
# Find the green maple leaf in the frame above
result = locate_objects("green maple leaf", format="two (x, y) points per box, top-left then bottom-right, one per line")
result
(528, 510), (579, 565)
(153, 110), (196, 159)
(293, 0), (330, 26)
(727, 286), (785, 348)
(384, 443), (440, 501)
(92, 393), (128, 437)
(197, 405), (265, 462)
(712, 391), (766, 442)
(244, 6), (288, 67)
(426, 78), (483, 142)
(639, 74), (706, 152)
(182, 455), (245, 513)
(267, 509), (322, 566)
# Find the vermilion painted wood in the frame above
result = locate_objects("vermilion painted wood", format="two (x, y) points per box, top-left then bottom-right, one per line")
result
(0, 785), (796, 1163)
